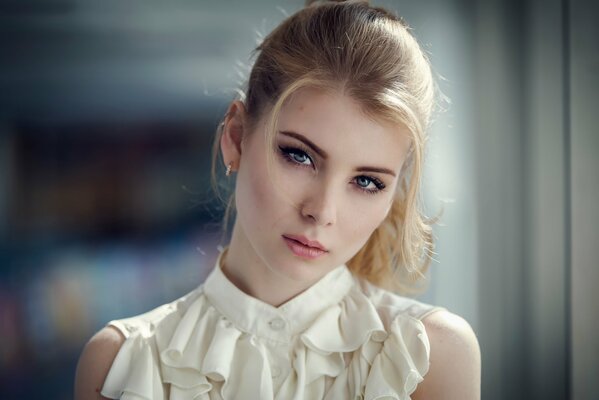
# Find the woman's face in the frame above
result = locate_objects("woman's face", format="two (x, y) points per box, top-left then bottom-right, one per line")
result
(231, 86), (411, 285)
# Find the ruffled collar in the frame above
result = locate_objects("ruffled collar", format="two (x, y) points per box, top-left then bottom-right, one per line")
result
(101, 247), (432, 400)
(203, 248), (355, 342)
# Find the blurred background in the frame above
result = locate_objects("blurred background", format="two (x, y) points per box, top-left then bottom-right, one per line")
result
(0, 0), (597, 399)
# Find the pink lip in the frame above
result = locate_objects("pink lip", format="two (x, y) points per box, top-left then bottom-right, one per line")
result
(282, 235), (328, 259)
(282, 234), (327, 251)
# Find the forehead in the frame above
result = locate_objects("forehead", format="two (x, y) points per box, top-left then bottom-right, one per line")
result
(275, 87), (411, 168)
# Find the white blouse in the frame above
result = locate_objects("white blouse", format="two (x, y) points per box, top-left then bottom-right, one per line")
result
(100, 251), (443, 399)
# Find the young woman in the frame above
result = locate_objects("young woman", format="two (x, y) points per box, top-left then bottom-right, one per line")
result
(75, 1), (481, 399)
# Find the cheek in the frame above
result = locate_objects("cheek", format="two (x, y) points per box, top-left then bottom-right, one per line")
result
(236, 153), (288, 231)
(341, 197), (391, 242)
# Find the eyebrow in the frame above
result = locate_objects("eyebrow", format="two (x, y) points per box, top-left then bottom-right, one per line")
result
(278, 130), (397, 177)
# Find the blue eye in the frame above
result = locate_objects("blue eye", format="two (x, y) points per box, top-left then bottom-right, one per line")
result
(277, 145), (386, 195)
(290, 151), (311, 165)
(356, 177), (370, 188)
(279, 146), (313, 167)
(355, 176), (386, 195)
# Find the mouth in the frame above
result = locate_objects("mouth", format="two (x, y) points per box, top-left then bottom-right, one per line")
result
(282, 235), (328, 259)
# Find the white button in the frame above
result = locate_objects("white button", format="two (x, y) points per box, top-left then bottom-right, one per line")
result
(271, 366), (281, 378)
(268, 317), (286, 331)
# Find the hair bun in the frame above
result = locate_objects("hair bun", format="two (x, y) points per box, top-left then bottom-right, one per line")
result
(305, 0), (367, 7)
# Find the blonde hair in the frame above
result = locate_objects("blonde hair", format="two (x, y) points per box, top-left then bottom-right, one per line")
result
(210, 0), (439, 294)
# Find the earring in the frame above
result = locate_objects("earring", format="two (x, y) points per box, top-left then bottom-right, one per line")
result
(225, 162), (233, 177)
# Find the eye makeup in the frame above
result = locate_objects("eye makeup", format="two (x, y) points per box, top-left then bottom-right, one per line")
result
(276, 144), (387, 195)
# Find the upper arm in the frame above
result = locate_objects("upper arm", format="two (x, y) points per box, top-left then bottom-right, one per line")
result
(411, 309), (481, 400)
(74, 325), (126, 400)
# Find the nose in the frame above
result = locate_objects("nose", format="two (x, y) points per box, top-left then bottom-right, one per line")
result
(299, 182), (337, 226)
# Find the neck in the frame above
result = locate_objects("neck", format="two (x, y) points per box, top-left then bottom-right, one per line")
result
(221, 221), (314, 307)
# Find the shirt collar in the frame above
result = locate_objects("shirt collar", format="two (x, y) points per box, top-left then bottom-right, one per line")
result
(203, 248), (355, 343)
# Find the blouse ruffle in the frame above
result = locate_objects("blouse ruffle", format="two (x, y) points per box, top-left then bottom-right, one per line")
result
(101, 283), (431, 400)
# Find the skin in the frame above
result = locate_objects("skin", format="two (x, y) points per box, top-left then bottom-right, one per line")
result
(220, 86), (411, 307)
(74, 85), (481, 399)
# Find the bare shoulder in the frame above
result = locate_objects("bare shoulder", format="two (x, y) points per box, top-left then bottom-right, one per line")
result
(74, 325), (126, 400)
(412, 309), (481, 400)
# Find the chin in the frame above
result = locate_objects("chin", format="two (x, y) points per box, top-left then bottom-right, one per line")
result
(288, 256), (341, 285)
(266, 252), (324, 283)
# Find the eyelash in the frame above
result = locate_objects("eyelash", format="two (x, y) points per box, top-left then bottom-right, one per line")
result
(277, 145), (387, 195)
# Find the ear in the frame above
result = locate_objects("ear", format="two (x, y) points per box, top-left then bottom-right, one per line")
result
(220, 100), (248, 173)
